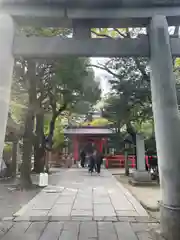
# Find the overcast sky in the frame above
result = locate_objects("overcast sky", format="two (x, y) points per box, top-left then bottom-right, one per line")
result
(91, 58), (111, 96)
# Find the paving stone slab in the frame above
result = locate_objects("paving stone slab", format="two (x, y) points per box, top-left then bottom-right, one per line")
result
(48, 204), (72, 216)
(94, 204), (116, 217)
(135, 216), (158, 223)
(103, 216), (118, 222)
(73, 202), (92, 210)
(131, 223), (149, 233)
(39, 222), (64, 240)
(24, 222), (47, 239)
(30, 216), (50, 222)
(49, 216), (71, 221)
(56, 196), (75, 204)
(2, 222), (31, 240)
(93, 197), (111, 204)
(2, 217), (14, 221)
(13, 216), (31, 222)
(118, 216), (137, 222)
(116, 210), (139, 217)
(24, 209), (49, 217)
(71, 209), (93, 217)
(98, 222), (118, 240)
(71, 216), (93, 221)
(137, 231), (153, 240)
(79, 222), (97, 240)
(59, 222), (80, 240)
(114, 222), (139, 240)
(0, 221), (13, 237)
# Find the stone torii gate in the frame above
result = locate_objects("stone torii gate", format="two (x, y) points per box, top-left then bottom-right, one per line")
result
(1, 0), (180, 239)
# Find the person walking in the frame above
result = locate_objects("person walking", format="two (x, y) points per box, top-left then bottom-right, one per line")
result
(95, 150), (103, 175)
(80, 150), (86, 168)
(89, 153), (95, 175)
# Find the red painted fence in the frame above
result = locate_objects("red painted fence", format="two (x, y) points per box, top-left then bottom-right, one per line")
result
(105, 155), (156, 169)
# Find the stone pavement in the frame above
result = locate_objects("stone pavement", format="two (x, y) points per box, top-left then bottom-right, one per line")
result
(0, 169), (158, 239)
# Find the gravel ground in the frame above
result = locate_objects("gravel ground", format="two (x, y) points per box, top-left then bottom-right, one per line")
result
(0, 168), (64, 219)
(0, 179), (40, 219)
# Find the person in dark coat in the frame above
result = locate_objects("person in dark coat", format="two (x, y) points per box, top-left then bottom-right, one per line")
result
(80, 150), (86, 168)
(89, 153), (95, 174)
(95, 151), (103, 175)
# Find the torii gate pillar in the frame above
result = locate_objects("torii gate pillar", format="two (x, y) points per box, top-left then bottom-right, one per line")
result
(0, 14), (15, 168)
(149, 15), (180, 240)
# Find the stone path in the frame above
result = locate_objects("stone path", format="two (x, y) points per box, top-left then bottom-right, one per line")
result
(14, 168), (148, 221)
(0, 169), (158, 239)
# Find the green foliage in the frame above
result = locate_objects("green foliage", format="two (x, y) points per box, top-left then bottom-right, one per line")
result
(4, 143), (12, 153)
(82, 117), (111, 126)
(92, 28), (152, 135)
(52, 118), (64, 150)
(44, 115), (64, 149)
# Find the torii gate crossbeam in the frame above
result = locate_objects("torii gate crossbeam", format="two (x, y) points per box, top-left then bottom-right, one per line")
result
(1, 1), (180, 27)
(0, 1), (180, 240)
(12, 36), (180, 58)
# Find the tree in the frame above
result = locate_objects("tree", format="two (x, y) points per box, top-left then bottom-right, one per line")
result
(13, 60), (37, 187)
(12, 55), (101, 185)
(92, 27), (180, 134)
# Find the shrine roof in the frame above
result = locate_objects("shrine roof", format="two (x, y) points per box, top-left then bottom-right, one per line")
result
(64, 126), (114, 135)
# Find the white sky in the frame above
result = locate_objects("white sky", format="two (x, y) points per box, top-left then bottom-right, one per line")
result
(91, 58), (111, 96)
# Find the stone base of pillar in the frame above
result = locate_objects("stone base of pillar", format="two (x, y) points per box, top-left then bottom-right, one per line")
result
(159, 202), (180, 240)
(150, 227), (166, 240)
(129, 170), (151, 186)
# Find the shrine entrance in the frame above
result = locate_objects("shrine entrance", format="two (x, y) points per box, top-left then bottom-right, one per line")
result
(0, 0), (180, 239)
(64, 126), (113, 162)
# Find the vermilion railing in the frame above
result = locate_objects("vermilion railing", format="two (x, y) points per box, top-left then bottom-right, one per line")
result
(105, 155), (157, 169)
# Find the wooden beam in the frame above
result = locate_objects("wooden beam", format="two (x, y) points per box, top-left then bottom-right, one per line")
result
(1, 5), (180, 27)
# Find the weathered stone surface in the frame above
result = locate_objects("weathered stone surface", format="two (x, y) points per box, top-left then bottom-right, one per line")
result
(48, 204), (72, 216)
(116, 210), (139, 217)
(135, 216), (158, 223)
(39, 222), (63, 240)
(49, 216), (71, 221)
(114, 222), (138, 240)
(25, 222), (46, 239)
(131, 223), (149, 233)
(13, 169), (147, 221)
(137, 231), (153, 240)
(98, 222), (118, 240)
(30, 215), (50, 222)
(71, 209), (93, 217)
(94, 204), (116, 217)
(71, 216), (92, 221)
(59, 222), (80, 240)
(79, 222), (97, 240)
(118, 216), (137, 222)
(2, 222), (31, 240)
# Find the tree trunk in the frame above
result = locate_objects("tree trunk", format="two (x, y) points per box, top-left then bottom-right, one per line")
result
(124, 151), (129, 176)
(126, 122), (137, 169)
(21, 110), (34, 188)
(47, 104), (67, 150)
(48, 114), (56, 149)
(33, 113), (45, 173)
(11, 141), (18, 178)
(20, 60), (36, 188)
